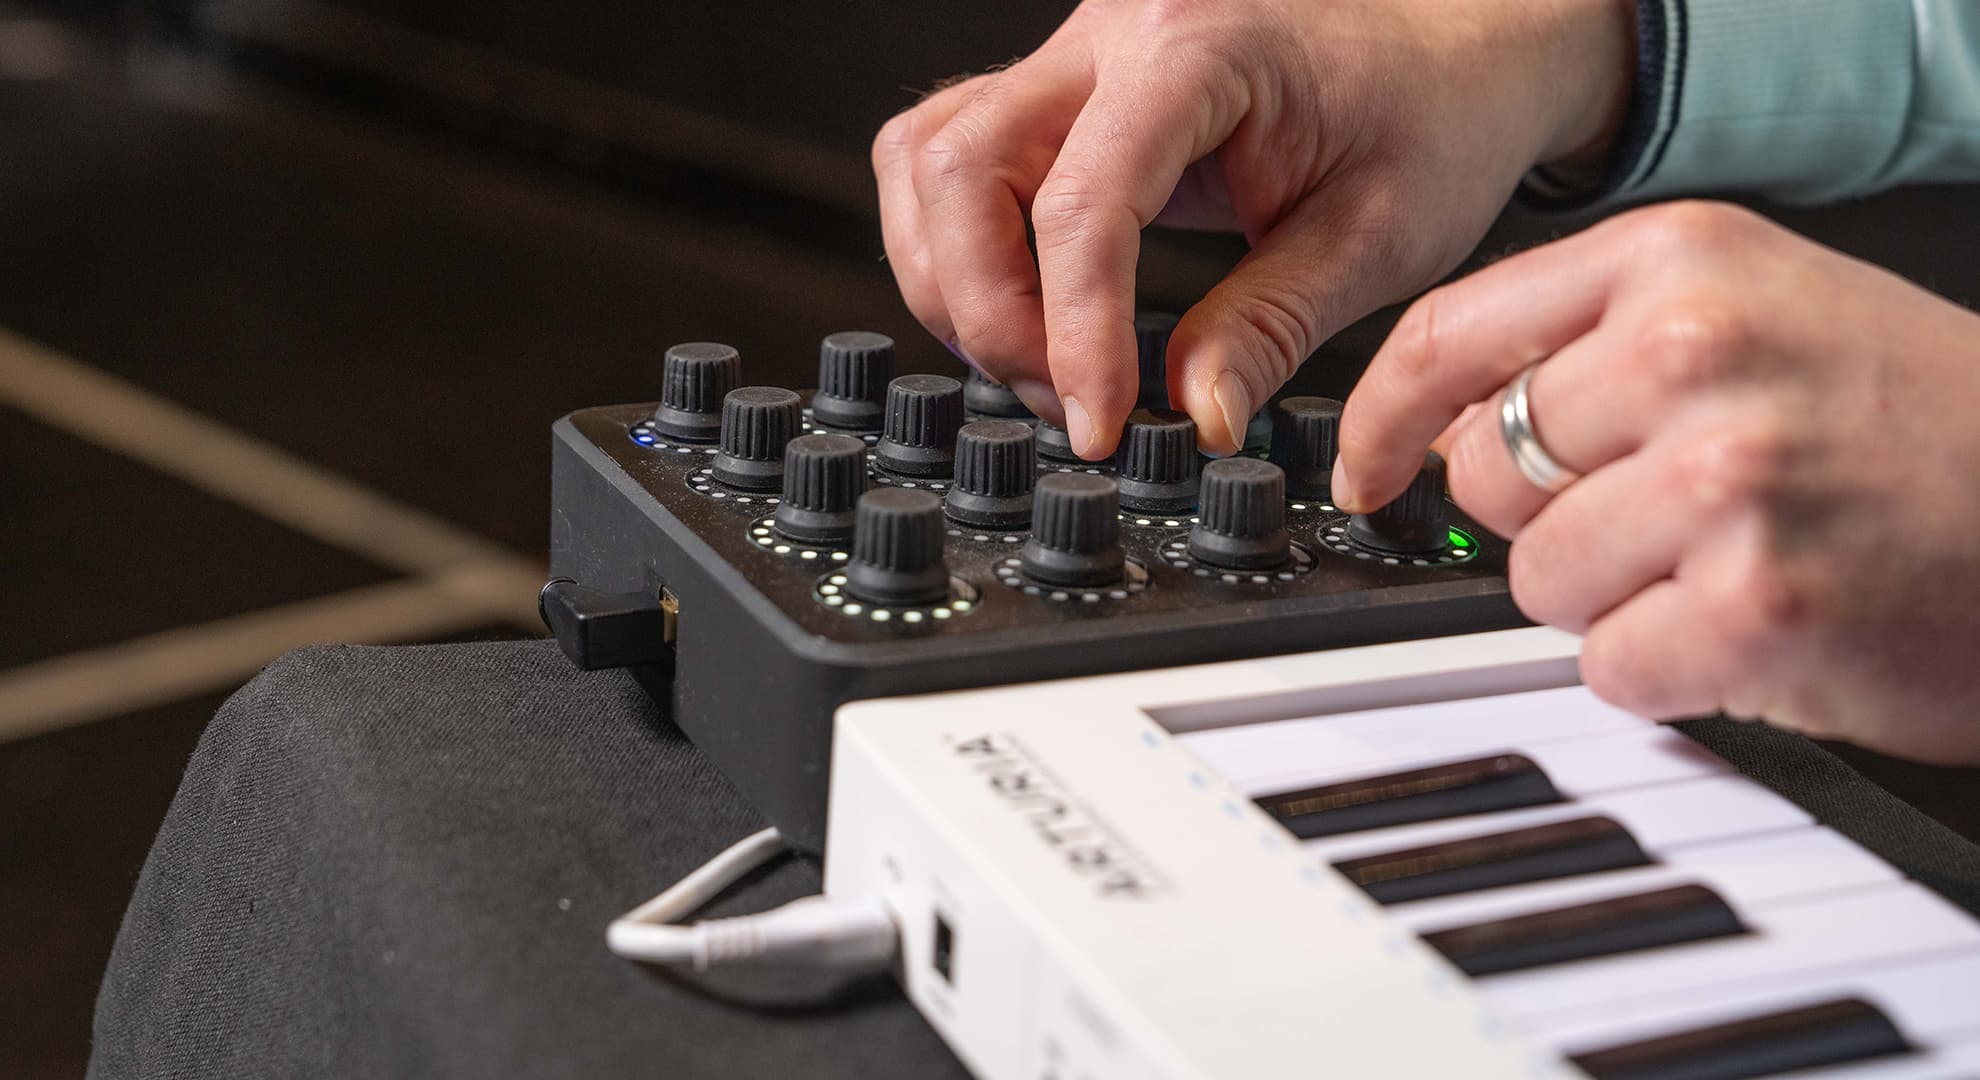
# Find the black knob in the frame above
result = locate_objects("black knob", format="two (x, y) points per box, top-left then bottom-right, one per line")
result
(776, 433), (867, 542)
(652, 342), (741, 441)
(1135, 311), (1179, 410)
(1269, 397), (1344, 501)
(947, 421), (1036, 529)
(1243, 409), (1273, 454)
(874, 374), (965, 477)
(1348, 451), (1449, 554)
(1036, 420), (1080, 462)
(1191, 458), (1290, 570)
(963, 369), (1034, 419)
(845, 488), (952, 606)
(813, 331), (894, 430)
(1022, 473), (1126, 587)
(1115, 409), (1199, 513)
(711, 387), (802, 491)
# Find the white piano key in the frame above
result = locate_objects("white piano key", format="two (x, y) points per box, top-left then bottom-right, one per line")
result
(1479, 883), (1980, 1021)
(1766, 1030), (1980, 1079)
(1533, 948), (1980, 1054)
(1180, 685), (1644, 791)
(1309, 774), (1811, 863)
(1393, 827), (1896, 933)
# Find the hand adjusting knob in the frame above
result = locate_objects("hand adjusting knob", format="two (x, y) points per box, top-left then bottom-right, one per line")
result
(963, 370), (1034, 419)
(652, 341), (741, 441)
(845, 488), (952, 606)
(947, 420), (1036, 529)
(711, 387), (802, 491)
(1115, 409), (1200, 513)
(1191, 458), (1290, 570)
(812, 331), (894, 431)
(1348, 451), (1450, 554)
(1022, 473), (1126, 587)
(1035, 421), (1080, 463)
(1269, 396), (1344, 501)
(776, 433), (867, 543)
(875, 374), (965, 477)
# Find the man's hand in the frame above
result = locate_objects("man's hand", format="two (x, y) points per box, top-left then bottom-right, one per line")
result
(1336, 201), (1980, 764)
(873, 0), (1633, 457)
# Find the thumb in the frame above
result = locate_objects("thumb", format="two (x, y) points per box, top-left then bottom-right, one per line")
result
(1168, 188), (1421, 455)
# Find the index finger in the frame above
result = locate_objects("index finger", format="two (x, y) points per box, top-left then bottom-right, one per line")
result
(1331, 223), (1634, 513)
(1030, 53), (1247, 458)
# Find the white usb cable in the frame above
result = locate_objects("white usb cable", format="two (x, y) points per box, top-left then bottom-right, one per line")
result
(605, 827), (898, 973)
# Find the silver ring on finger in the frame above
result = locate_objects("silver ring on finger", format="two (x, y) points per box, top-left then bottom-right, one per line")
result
(1499, 362), (1580, 493)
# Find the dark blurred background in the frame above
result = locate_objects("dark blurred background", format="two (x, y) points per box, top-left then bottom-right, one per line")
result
(2, 1), (1977, 1075)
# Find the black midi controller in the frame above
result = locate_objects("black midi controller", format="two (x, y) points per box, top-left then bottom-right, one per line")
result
(545, 325), (1524, 850)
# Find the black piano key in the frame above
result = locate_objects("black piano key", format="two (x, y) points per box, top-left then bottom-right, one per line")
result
(1256, 753), (1562, 840)
(1420, 883), (1746, 977)
(1570, 998), (1912, 1080)
(1335, 816), (1653, 905)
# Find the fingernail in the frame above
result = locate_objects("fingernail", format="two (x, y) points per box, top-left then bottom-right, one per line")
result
(943, 335), (985, 374)
(1211, 371), (1250, 455)
(1330, 459), (1356, 512)
(1062, 395), (1095, 457)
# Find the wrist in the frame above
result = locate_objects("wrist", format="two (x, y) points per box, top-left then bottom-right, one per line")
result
(1535, 0), (1638, 167)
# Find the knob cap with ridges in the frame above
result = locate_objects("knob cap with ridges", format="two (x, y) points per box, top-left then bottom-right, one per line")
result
(947, 421), (1036, 528)
(711, 387), (802, 491)
(1348, 451), (1450, 554)
(1135, 311), (1179, 410)
(775, 433), (867, 542)
(1115, 409), (1199, 513)
(844, 488), (952, 606)
(1191, 458), (1290, 569)
(652, 341), (740, 441)
(1022, 473), (1126, 587)
(963, 369), (1033, 419)
(874, 374), (965, 477)
(1269, 397), (1344, 501)
(812, 331), (894, 430)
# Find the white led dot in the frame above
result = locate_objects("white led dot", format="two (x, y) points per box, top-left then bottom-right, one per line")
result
(1291, 503), (1308, 511)
(832, 552), (849, 560)
(903, 610), (923, 623)
(973, 534), (988, 542)
(712, 492), (727, 499)
(824, 595), (844, 606)
(1109, 590), (1127, 600)
(952, 600), (972, 611)
(1165, 520), (1180, 527)
(820, 584), (839, 595)
(1136, 518), (1152, 526)
(1252, 576), (1268, 584)
(843, 604), (863, 615)
(871, 609), (891, 622)
(933, 608), (952, 619)
(773, 545), (791, 554)
(1081, 593), (1100, 603)
(800, 550), (818, 560)
(1051, 591), (1068, 601)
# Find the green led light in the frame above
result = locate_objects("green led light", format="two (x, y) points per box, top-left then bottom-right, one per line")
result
(1448, 528), (1472, 549)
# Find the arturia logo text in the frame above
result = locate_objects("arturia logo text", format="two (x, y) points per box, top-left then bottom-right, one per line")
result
(952, 733), (1170, 900)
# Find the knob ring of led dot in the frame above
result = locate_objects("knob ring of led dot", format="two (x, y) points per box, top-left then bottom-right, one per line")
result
(992, 557), (1149, 603)
(746, 518), (853, 563)
(685, 466), (786, 505)
(1316, 516), (1479, 566)
(814, 572), (980, 622)
(1038, 461), (1113, 478)
(945, 526), (1028, 545)
(1158, 535), (1315, 584)
(803, 406), (883, 444)
(866, 453), (952, 492)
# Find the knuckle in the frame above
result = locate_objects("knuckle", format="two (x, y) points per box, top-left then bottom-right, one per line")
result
(1673, 429), (1785, 515)
(1632, 199), (1761, 254)
(1640, 298), (1750, 390)
(910, 128), (977, 199)
(1507, 540), (1570, 627)
(1707, 558), (1818, 656)
(1029, 179), (1106, 246)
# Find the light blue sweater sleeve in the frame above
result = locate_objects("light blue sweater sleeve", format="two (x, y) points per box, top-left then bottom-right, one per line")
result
(1529, 0), (1980, 206)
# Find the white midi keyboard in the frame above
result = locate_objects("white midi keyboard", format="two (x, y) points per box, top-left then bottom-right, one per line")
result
(823, 627), (1980, 1080)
